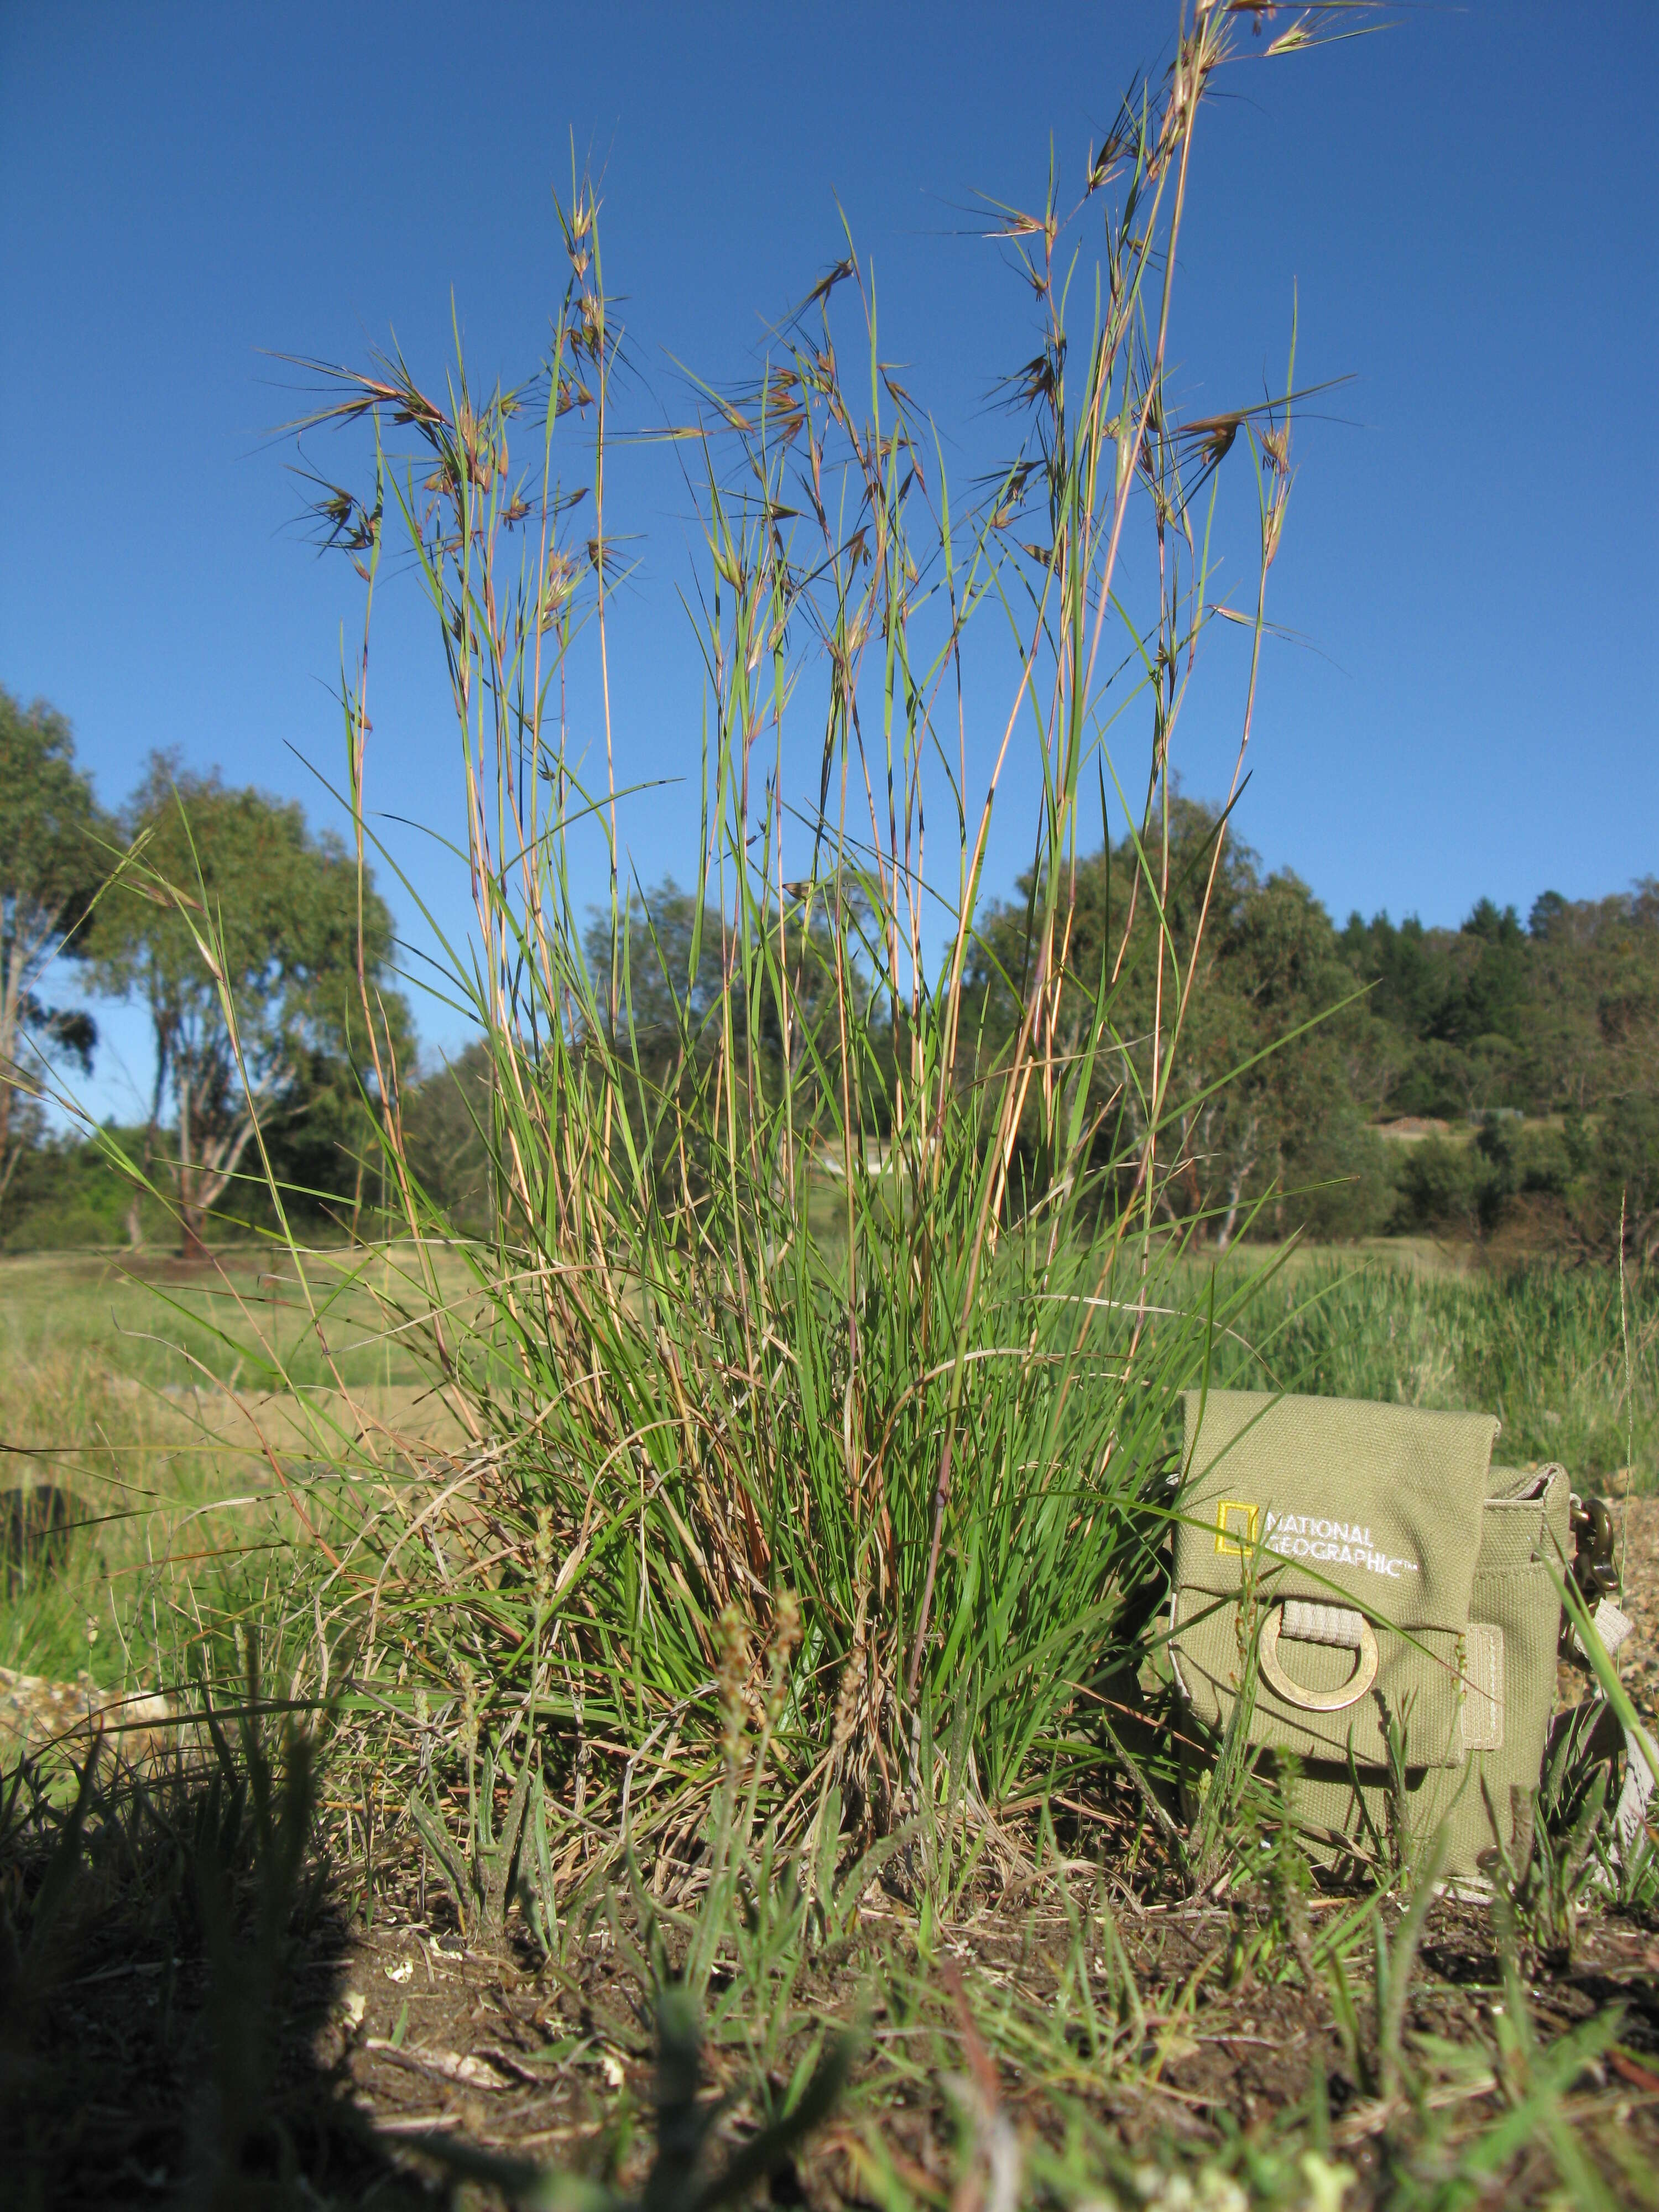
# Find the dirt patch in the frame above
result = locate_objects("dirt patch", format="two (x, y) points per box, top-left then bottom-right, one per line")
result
(0, 1875), (396, 2205)
(9, 1759), (1659, 2210)
(304, 1875), (1659, 2205)
(0, 1665), (179, 1770)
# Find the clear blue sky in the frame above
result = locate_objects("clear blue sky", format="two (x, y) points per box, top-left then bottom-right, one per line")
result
(2, 2), (1654, 1117)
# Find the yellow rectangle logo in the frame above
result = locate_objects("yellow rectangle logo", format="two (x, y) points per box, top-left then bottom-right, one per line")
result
(1214, 1500), (1259, 1556)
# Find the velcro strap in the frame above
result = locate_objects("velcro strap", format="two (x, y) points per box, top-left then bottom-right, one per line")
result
(1282, 1599), (1368, 1650)
(1617, 1723), (1658, 1857)
(1460, 1623), (1504, 1752)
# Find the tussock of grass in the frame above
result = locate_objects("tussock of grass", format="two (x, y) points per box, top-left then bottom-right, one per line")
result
(233, 0), (1347, 1861)
(231, 4), (1310, 1849)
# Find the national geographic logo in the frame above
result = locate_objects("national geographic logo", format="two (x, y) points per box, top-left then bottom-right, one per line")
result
(1213, 1499), (1418, 1580)
(1212, 1500), (1259, 1554)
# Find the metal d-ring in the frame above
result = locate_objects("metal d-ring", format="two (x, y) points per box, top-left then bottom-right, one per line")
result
(1258, 1604), (1379, 1713)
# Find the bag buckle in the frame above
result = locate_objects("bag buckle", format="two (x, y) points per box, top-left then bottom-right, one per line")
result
(1259, 1600), (1379, 1712)
(1570, 1494), (1619, 1600)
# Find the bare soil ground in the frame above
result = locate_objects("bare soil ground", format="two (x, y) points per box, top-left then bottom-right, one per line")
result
(13, 1830), (1659, 2210)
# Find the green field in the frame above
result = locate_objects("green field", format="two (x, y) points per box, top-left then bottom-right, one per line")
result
(3, 1239), (1651, 1698)
(0, 1245), (468, 1686)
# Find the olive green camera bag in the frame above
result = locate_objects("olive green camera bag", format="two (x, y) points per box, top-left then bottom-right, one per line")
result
(1169, 1389), (1594, 1881)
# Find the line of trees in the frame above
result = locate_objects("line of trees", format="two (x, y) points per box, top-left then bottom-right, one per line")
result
(967, 797), (1659, 1259)
(2, 681), (1655, 1261)
(404, 834), (1659, 1262)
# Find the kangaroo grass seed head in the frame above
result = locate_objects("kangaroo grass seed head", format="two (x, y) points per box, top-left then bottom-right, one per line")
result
(764, 1590), (802, 1726)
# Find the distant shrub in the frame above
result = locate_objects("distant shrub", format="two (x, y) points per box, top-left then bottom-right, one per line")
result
(1391, 1135), (1480, 1234)
(399, 1042), (495, 1238)
(1585, 1094), (1659, 1263)
(1280, 1113), (1397, 1241)
(1514, 1120), (1573, 1197)
(0, 1130), (134, 1251)
(1384, 1039), (1476, 1121)
(1472, 1115), (1519, 1232)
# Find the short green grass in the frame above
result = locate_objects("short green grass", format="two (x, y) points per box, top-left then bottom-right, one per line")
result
(0, 1244), (449, 1395)
(0, 1245), (467, 1687)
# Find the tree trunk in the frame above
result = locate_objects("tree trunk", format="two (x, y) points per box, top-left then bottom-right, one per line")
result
(1213, 1121), (1260, 1251)
(0, 1015), (18, 1227)
(174, 1111), (260, 1260)
(1214, 1178), (1245, 1253)
(173, 1066), (211, 1261)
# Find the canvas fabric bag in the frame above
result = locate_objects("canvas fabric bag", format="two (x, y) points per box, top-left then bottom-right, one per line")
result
(1169, 1389), (1573, 1880)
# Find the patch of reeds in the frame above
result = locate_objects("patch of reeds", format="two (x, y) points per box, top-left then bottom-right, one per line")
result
(1198, 1253), (1659, 1484)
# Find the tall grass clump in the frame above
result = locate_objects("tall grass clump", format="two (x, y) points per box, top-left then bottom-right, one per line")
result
(254, 6), (1363, 1858)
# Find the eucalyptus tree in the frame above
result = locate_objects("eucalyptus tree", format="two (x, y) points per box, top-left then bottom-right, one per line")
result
(97, 753), (410, 1256)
